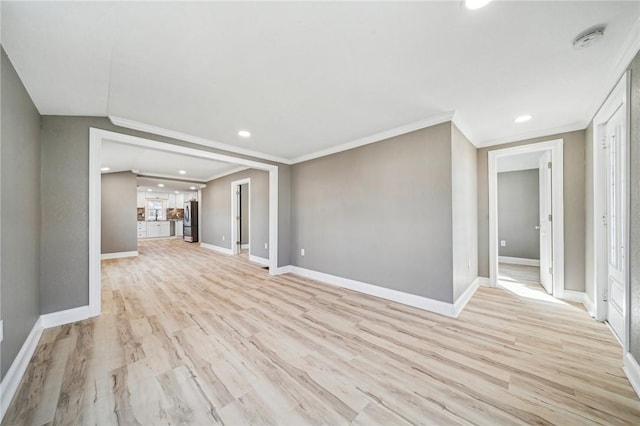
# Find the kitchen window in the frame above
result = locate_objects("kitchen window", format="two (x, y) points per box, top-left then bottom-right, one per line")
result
(147, 200), (165, 221)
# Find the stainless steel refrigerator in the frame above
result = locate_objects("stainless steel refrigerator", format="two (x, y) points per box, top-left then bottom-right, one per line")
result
(183, 200), (198, 242)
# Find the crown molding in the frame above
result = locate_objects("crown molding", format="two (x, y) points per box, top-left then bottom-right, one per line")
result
(109, 116), (292, 165)
(475, 122), (585, 148)
(585, 15), (640, 125)
(289, 111), (456, 164)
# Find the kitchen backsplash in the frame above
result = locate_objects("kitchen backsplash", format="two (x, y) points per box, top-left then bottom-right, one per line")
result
(166, 208), (184, 220)
(137, 208), (184, 221)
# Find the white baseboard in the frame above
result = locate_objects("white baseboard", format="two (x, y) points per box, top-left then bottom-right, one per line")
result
(498, 256), (540, 266)
(241, 244), (250, 250)
(101, 250), (138, 260)
(475, 276), (491, 287)
(273, 265), (292, 275)
(453, 277), (481, 317)
(624, 352), (640, 399)
(286, 266), (477, 318)
(249, 255), (269, 266)
(40, 305), (92, 328)
(583, 293), (595, 317)
(559, 289), (586, 303)
(200, 243), (233, 255)
(0, 318), (44, 421)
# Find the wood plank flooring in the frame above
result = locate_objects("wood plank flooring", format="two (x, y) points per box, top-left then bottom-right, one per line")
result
(3, 239), (640, 425)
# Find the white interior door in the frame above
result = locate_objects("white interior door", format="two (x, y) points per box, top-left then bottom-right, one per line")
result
(538, 151), (553, 294)
(605, 105), (626, 345)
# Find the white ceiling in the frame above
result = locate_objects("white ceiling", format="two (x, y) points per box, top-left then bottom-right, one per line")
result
(101, 139), (240, 186)
(2, 1), (639, 161)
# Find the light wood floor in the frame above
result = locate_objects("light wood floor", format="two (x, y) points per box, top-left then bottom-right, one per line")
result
(4, 239), (640, 425)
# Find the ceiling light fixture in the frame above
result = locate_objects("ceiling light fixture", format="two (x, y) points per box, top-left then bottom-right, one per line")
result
(238, 130), (251, 138)
(157, 183), (164, 187)
(179, 170), (186, 175)
(514, 114), (532, 123)
(189, 186), (196, 190)
(101, 167), (110, 171)
(465, 0), (492, 10)
(147, 189), (152, 192)
(174, 191), (179, 194)
(573, 27), (605, 49)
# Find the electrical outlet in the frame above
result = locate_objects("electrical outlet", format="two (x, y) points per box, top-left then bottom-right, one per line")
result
(500, 240), (506, 247)
(301, 248), (305, 256)
(222, 235), (225, 241)
(264, 242), (268, 249)
(468, 258), (471, 269)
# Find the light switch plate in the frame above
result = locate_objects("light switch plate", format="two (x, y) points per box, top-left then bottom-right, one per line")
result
(0, 320), (3, 343)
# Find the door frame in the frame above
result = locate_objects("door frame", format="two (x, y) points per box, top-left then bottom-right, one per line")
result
(488, 138), (564, 297)
(591, 71), (630, 350)
(89, 128), (280, 318)
(230, 178), (251, 255)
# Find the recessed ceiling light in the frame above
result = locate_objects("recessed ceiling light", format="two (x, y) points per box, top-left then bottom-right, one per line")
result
(179, 170), (186, 175)
(514, 114), (532, 123)
(101, 167), (110, 171)
(190, 186), (196, 190)
(157, 183), (164, 187)
(238, 130), (251, 138)
(465, 0), (492, 10)
(174, 191), (179, 194)
(147, 189), (152, 192)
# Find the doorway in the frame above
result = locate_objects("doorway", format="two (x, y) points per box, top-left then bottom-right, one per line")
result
(89, 128), (280, 318)
(592, 72), (630, 348)
(231, 178), (250, 255)
(488, 139), (565, 297)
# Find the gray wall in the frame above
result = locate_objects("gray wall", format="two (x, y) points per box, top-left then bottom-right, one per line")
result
(497, 169), (540, 260)
(240, 183), (249, 245)
(291, 123), (456, 303)
(40, 116), (290, 314)
(1, 47), (41, 379)
(451, 124), (478, 301)
(626, 51), (640, 363)
(477, 130), (586, 292)
(201, 169), (269, 259)
(101, 171), (137, 255)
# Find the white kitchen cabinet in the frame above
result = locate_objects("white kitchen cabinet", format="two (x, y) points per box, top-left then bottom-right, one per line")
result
(137, 221), (147, 239)
(168, 193), (176, 208)
(185, 192), (197, 202)
(176, 193), (184, 207)
(176, 220), (183, 237)
(155, 192), (169, 200)
(146, 221), (170, 238)
(147, 222), (160, 238)
(136, 192), (146, 208)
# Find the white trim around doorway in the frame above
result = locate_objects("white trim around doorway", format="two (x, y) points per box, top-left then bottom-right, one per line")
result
(488, 138), (564, 297)
(230, 178), (251, 255)
(89, 128), (280, 318)
(591, 71), (631, 349)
